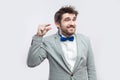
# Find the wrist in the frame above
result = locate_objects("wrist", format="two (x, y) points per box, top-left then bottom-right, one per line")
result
(36, 33), (43, 37)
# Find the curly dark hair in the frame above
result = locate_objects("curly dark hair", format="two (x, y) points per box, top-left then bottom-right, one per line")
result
(54, 5), (78, 23)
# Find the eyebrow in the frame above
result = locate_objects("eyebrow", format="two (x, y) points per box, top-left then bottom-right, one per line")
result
(64, 16), (76, 19)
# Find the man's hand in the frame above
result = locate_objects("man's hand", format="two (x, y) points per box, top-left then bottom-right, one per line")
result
(36, 24), (51, 36)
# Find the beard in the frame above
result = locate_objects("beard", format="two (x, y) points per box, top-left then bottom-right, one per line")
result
(60, 25), (76, 37)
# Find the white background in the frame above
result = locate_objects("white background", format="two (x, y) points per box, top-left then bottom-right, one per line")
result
(0, 0), (120, 80)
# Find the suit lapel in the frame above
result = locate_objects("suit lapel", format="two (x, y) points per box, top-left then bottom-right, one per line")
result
(54, 33), (72, 73)
(72, 34), (84, 73)
(54, 33), (85, 73)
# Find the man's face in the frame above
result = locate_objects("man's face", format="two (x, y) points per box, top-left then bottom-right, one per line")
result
(57, 13), (77, 37)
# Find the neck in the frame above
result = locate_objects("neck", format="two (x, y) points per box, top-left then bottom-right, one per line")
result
(62, 33), (73, 37)
(58, 30), (74, 37)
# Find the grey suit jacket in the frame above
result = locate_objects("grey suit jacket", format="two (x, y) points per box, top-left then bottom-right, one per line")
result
(27, 33), (97, 80)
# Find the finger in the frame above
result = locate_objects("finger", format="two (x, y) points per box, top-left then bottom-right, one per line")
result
(45, 26), (52, 31)
(40, 26), (45, 32)
(37, 30), (42, 36)
(45, 24), (51, 27)
(42, 30), (47, 35)
(39, 24), (50, 31)
(37, 25), (44, 36)
(37, 24), (51, 36)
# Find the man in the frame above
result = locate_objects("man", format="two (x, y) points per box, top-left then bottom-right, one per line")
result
(27, 6), (97, 80)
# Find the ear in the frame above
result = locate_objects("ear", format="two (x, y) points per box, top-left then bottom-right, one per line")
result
(55, 22), (60, 29)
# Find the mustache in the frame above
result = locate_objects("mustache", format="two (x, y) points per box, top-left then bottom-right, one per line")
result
(67, 25), (75, 28)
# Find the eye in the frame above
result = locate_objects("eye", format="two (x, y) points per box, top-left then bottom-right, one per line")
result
(64, 18), (70, 21)
(73, 17), (76, 21)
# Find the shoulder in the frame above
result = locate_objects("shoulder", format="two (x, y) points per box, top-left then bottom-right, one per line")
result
(75, 33), (92, 47)
(43, 33), (58, 43)
(76, 33), (90, 41)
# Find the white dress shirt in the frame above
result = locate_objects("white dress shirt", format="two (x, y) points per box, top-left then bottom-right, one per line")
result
(60, 35), (77, 71)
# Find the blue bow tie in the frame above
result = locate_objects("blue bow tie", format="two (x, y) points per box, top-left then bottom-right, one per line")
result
(60, 36), (74, 41)
(58, 31), (74, 41)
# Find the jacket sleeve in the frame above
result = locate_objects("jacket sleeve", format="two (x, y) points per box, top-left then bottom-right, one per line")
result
(86, 38), (97, 80)
(27, 35), (47, 67)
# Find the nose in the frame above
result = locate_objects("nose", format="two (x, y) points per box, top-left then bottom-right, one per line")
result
(70, 20), (75, 25)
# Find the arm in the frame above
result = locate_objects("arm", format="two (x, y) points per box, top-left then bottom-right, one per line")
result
(27, 24), (51, 67)
(87, 39), (97, 80)
(27, 35), (47, 67)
